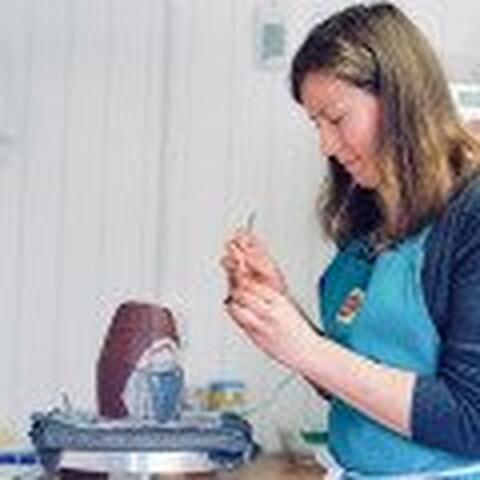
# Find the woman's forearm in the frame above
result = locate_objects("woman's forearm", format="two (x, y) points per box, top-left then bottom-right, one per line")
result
(295, 331), (416, 436)
(225, 278), (416, 436)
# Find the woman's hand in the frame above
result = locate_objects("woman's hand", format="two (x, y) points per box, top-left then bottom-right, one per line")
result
(220, 229), (288, 295)
(220, 229), (316, 370)
(224, 281), (315, 371)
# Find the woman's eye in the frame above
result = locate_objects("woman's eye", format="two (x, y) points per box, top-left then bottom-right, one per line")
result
(330, 115), (345, 125)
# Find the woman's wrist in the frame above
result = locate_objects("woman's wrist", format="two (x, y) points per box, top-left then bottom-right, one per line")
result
(289, 322), (328, 376)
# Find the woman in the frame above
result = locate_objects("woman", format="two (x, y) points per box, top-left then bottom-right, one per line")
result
(221, 2), (480, 477)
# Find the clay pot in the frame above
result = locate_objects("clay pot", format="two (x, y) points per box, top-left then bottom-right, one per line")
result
(96, 301), (180, 418)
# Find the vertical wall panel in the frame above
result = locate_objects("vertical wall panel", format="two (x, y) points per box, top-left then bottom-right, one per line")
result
(0, 0), (167, 433)
(57, 0), (168, 408)
(0, 0), (31, 419)
(56, 0), (112, 408)
(158, 0), (331, 449)
(13, 0), (72, 423)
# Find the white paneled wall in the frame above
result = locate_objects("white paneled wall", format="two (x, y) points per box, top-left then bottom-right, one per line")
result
(149, 0), (480, 449)
(158, 0), (332, 449)
(0, 0), (168, 433)
(0, 0), (479, 451)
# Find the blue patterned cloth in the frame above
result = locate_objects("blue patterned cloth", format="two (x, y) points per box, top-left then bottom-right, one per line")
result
(30, 408), (259, 473)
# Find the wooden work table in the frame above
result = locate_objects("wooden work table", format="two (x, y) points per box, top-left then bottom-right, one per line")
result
(215, 454), (327, 479)
(58, 455), (327, 479)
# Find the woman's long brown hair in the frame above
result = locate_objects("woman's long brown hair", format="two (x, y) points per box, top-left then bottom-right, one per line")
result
(291, 2), (480, 246)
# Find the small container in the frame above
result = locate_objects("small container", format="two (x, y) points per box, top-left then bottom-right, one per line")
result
(207, 380), (246, 411)
(148, 365), (184, 423)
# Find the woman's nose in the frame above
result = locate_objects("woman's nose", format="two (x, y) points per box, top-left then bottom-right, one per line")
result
(318, 125), (342, 158)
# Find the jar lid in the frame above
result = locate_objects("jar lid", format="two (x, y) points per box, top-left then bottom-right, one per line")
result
(208, 380), (245, 392)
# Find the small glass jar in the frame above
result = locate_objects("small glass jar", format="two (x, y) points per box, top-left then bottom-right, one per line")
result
(207, 380), (246, 411)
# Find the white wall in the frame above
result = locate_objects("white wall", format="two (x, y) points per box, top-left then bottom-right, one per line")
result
(0, 0), (168, 433)
(156, 0), (480, 449)
(0, 0), (479, 450)
(153, 0), (331, 449)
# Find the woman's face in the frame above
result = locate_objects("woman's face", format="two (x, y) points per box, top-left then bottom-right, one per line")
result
(300, 71), (383, 189)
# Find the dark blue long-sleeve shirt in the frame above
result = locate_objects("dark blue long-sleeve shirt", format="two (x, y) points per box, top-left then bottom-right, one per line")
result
(414, 174), (480, 457)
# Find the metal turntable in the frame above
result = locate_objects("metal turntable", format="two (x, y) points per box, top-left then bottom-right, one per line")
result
(30, 408), (259, 476)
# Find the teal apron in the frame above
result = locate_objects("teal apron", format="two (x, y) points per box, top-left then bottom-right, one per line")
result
(320, 229), (480, 478)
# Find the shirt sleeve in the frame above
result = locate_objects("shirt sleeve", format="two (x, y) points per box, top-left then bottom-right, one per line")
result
(412, 187), (480, 457)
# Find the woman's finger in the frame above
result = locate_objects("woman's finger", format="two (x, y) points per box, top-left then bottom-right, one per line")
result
(220, 255), (237, 272)
(225, 242), (248, 274)
(225, 300), (263, 337)
(241, 281), (284, 304)
(224, 231), (287, 294)
(231, 231), (263, 254)
(230, 287), (275, 319)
